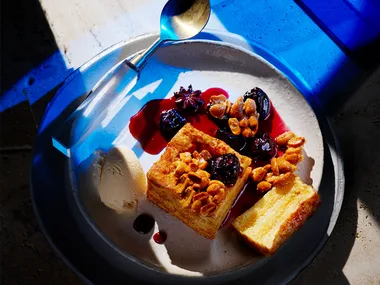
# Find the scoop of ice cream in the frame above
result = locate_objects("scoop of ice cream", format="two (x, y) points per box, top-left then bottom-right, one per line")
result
(99, 146), (146, 213)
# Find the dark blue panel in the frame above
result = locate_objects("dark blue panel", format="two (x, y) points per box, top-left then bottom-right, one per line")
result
(296, 0), (380, 69)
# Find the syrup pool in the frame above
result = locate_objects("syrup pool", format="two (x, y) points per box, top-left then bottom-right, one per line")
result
(153, 231), (167, 244)
(129, 88), (228, 155)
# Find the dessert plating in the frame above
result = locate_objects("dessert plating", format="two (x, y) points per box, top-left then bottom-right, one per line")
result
(147, 123), (252, 239)
(126, 85), (321, 253)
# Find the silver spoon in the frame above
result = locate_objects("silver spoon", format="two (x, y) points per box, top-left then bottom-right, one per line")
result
(53, 0), (211, 157)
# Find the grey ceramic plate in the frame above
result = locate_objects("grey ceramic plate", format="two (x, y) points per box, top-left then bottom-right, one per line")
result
(31, 30), (344, 285)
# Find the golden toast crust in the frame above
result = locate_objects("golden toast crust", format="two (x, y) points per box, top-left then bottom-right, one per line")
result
(232, 175), (321, 255)
(147, 123), (252, 239)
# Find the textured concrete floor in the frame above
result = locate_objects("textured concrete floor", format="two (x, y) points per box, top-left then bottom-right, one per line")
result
(1, 0), (380, 284)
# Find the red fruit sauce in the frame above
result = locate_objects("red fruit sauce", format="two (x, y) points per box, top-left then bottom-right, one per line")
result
(129, 88), (229, 155)
(129, 87), (290, 228)
(153, 231), (167, 244)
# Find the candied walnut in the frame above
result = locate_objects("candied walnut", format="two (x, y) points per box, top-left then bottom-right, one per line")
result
(225, 100), (232, 114)
(242, 127), (252, 137)
(228, 118), (241, 135)
(209, 95), (231, 119)
(174, 161), (189, 176)
(277, 157), (297, 173)
(180, 152), (192, 163)
(264, 172), (277, 183)
(182, 187), (196, 207)
(229, 96), (244, 119)
(271, 158), (280, 176)
(273, 172), (295, 187)
(248, 116), (258, 134)
(285, 147), (303, 155)
(263, 164), (272, 171)
(243, 98), (257, 116)
(188, 171), (202, 184)
(208, 180), (225, 187)
(275, 131), (295, 146)
(288, 136), (306, 148)
(191, 200), (202, 212)
(212, 192), (225, 204)
(209, 104), (226, 119)
(257, 181), (272, 192)
(192, 183), (201, 191)
(284, 153), (303, 164)
(200, 150), (212, 161)
(239, 117), (249, 128)
(198, 159), (208, 170)
(210, 94), (228, 104)
(206, 183), (224, 195)
(200, 203), (217, 216)
(192, 151), (201, 159)
(196, 169), (210, 189)
(193, 192), (209, 203)
(178, 173), (188, 184)
(251, 167), (268, 182)
(175, 176), (190, 194)
(188, 162), (198, 172)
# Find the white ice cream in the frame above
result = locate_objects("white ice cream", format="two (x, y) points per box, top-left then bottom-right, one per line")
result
(99, 146), (147, 213)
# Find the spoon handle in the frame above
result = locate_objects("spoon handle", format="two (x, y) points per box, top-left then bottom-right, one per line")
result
(130, 38), (164, 70)
(52, 37), (165, 158)
(52, 59), (139, 157)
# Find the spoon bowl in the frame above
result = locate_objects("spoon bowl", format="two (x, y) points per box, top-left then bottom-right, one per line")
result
(160, 0), (211, 40)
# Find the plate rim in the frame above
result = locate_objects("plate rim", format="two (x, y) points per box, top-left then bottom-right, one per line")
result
(30, 29), (345, 285)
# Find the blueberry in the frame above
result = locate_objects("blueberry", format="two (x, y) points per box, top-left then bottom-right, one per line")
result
(249, 132), (277, 161)
(216, 128), (246, 152)
(159, 109), (186, 139)
(209, 154), (240, 185)
(243, 87), (271, 120)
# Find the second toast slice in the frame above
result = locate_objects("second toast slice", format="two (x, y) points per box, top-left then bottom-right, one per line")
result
(232, 175), (320, 255)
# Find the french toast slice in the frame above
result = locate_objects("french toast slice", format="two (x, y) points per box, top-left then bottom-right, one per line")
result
(147, 123), (252, 239)
(232, 175), (320, 255)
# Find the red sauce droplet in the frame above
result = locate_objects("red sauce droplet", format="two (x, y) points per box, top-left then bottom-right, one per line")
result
(129, 88), (228, 154)
(153, 231), (167, 244)
(133, 214), (155, 234)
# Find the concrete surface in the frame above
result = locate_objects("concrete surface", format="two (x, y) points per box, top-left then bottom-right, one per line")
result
(1, 0), (379, 284)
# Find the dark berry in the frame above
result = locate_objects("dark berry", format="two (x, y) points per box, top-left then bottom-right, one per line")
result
(249, 132), (277, 161)
(243, 87), (271, 120)
(206, 104), (229, 127)
(216, 128), (246, 152)
(173, 85), (204, 113)
(208, 113), (227, 127)
(159, 109), (186, 139)
(209, 154), (240, 185)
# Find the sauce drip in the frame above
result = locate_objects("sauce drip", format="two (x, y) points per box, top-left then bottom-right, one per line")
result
(129, 88), (229, 155)
(153, 231), (167, 244)
(133, 214), (155, 234)
(221, 104), (290, 227)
